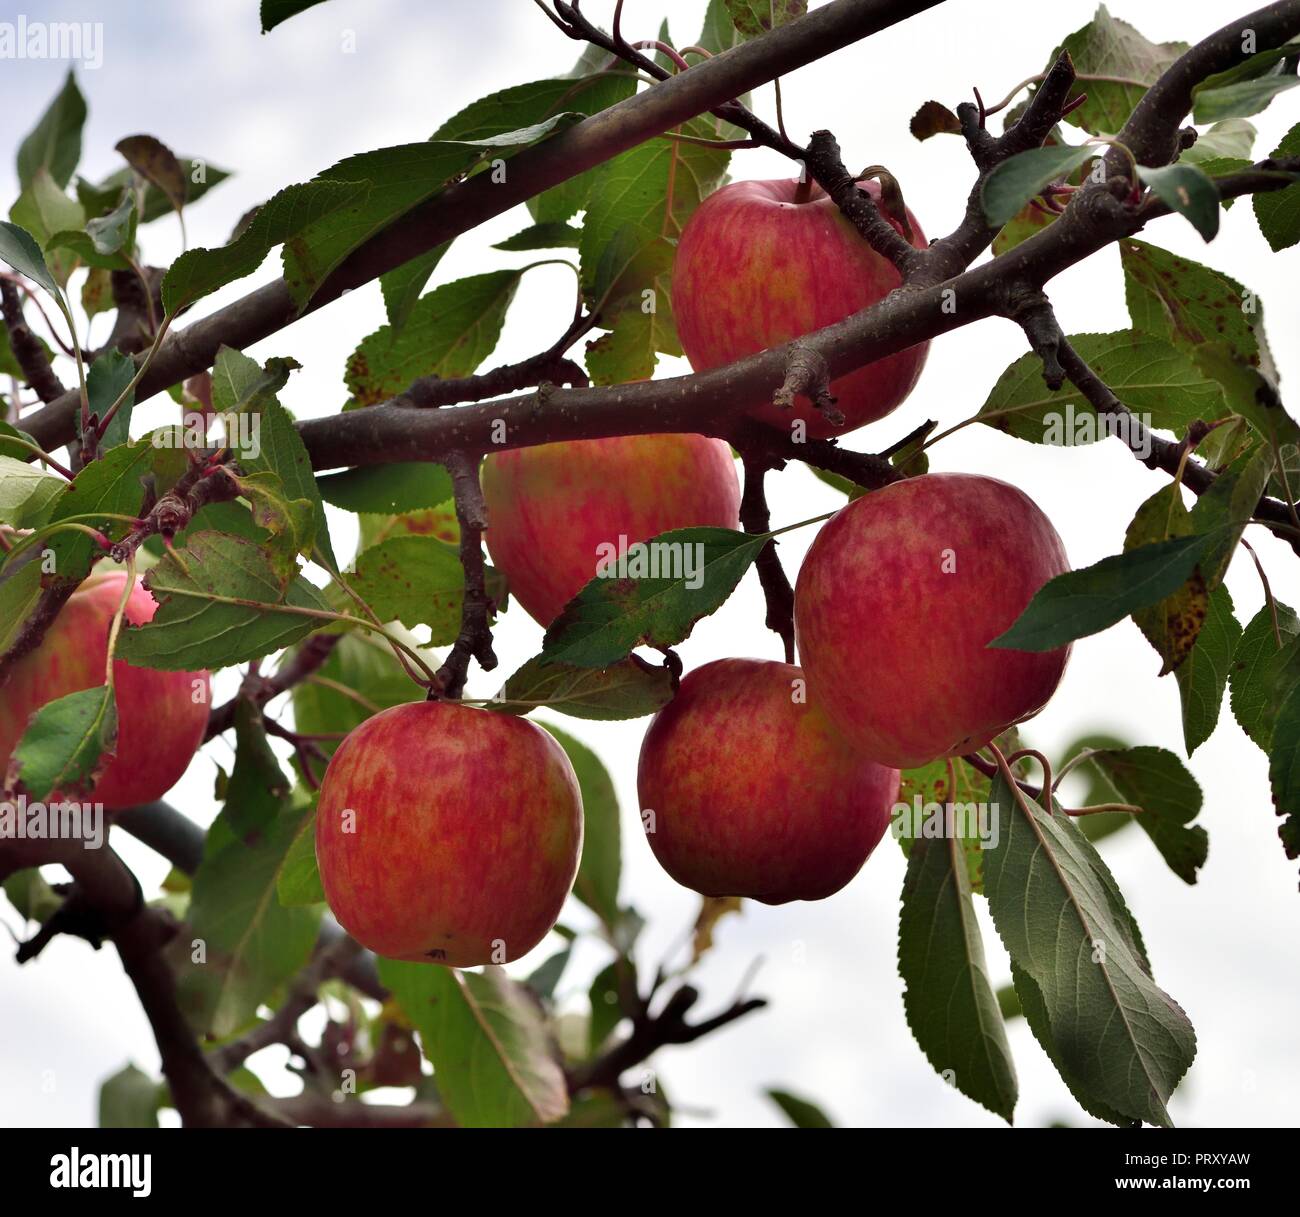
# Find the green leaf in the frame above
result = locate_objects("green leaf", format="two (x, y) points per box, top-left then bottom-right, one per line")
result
(119, 531), (332, 671)
(1229, 601), (1300, 752)
(0, 454), (65, 527)
(378, 242), (450, 332)
(490, 654), (674, 721)
(585, 306), (663, 386)
(175, 804), (321, 1039)
(981, 144), (1100, 228)
(342, 535), (469, 642)
(344, 271), (521, 407)
(977, 331), (1224, 443)
(17, 70), (86, 191)
(723, 0), (807, 38)
(284, 121), (577, 311)
(1268, 682), (1300, 865)
(1123, 484), (1205, 674)
(766, 1088), (834, 1128)
(82, 190), (138, 258)
(162, 178), (366, 312)
(1192, 74), (1300, 123)
(277, 809), (325, 906)
(212, 347), (334, 568)
(317, 461), (451, 514)
(1254, 121), (1300, 251)
(1137, 163), (1220, 240)
(98, 1064), (162, 1129)
(588, 962), (623, 1053)
(541, 722), (620, 927)
(11, 685), (117, 801)
(378, 960), (569, 1128)
(991, 534), (1212, 652)
(493, 222), (582, 251)
(898, 834), (1018, 1123)
(1056, 6), (1187, 136)
(1087, 747), (1207, 884)
(1187, 443), (1275, 589)
(434, 73), (635, 225)
(85, 349), (137, 450)
(1175, 584), (1241, 755)
(983, 774), (1195, 1127)
(1182, 118), (1258, 164)
(226, 698), (291, 838)
(3, 867), (63, 923)
(0, 562), (43, 656)
(0, 220), (60, 297)
(541, 527), (768, 668)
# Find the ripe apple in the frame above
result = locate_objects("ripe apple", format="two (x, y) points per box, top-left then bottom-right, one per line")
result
(794, 473), (1071, 769)
(315, 700), (582, 966)
(636, 658), (899, 903)
(672, 177), (929, 438)
(0, 571), (210, 808)
(481, 433), (742, 626)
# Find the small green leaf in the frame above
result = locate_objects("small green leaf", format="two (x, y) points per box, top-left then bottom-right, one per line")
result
(379, 960), (569, 1128)
(1187, 443), (1275, 590)
(278, 809), (325, 906)
(1087, 747), (1207, 883)
(766, 1088), (834, 1128)
(899, 834), (1018, 1122)
(541, 527), (768, 668)
(175, 805), (321, 1039)
(982, 144), (1100, 228)
(85, 350), (137, 450)
(1253, 122), (1300, 251)
(983, 774), (1195, 1127)
(98, 1064), (162, 1129)
(1192, 74), (1300, 123)
(723, 0), (807, 38)
(1175, 584), (1241, 755)
(318, 462), (452, 516)
(990, 534), (1212, 652)
(1229, 601), (1300, 753)
(0, 455), (65, 527)
(0, 220), (60, 297)
(1268, 682), (1300, 866)
(541, 722), (620, 927)
(378, 242), (450, 332)
(1137, 162), (1220, 241)
(342, 535), (469, 642)
(17, 70), (86, 191)
(490, 655), (674, 721)
(493, 222), (582, 251)
(11, 685), (117, 801)
(119, 531), (333, 671)
(260, 0), (332, 31)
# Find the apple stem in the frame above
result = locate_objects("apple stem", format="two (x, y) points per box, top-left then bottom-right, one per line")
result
(793, 170), (814, 204)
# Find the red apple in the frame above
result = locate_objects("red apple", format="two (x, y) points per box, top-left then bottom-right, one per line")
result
(482, 433), (741, 626)
(0, 571), (210, 808)
(315, 700), (582, 966)
(794, 473), (1071, 769)
(672, 177), (929, 438)
(636, 658), (899, 903)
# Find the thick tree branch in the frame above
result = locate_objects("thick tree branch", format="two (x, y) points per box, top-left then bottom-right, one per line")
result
(22, 0), (940, 455)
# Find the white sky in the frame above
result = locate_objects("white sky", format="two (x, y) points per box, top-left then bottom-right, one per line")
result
(1, 0), (1298, 1129)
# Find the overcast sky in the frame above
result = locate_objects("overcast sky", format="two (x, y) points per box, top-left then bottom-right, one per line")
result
(1, 0), (1298, 1129)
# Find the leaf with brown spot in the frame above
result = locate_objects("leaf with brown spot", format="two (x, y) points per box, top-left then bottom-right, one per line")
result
(910, 100), (961, 141)
(692, 895), (743, 962)
(1124, 484), (1207, 674)
(115, 134), (188, 215)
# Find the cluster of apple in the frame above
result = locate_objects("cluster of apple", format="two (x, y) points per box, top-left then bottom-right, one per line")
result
(0, 177), (1071, 974)
(318, 176), (1071, 966)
